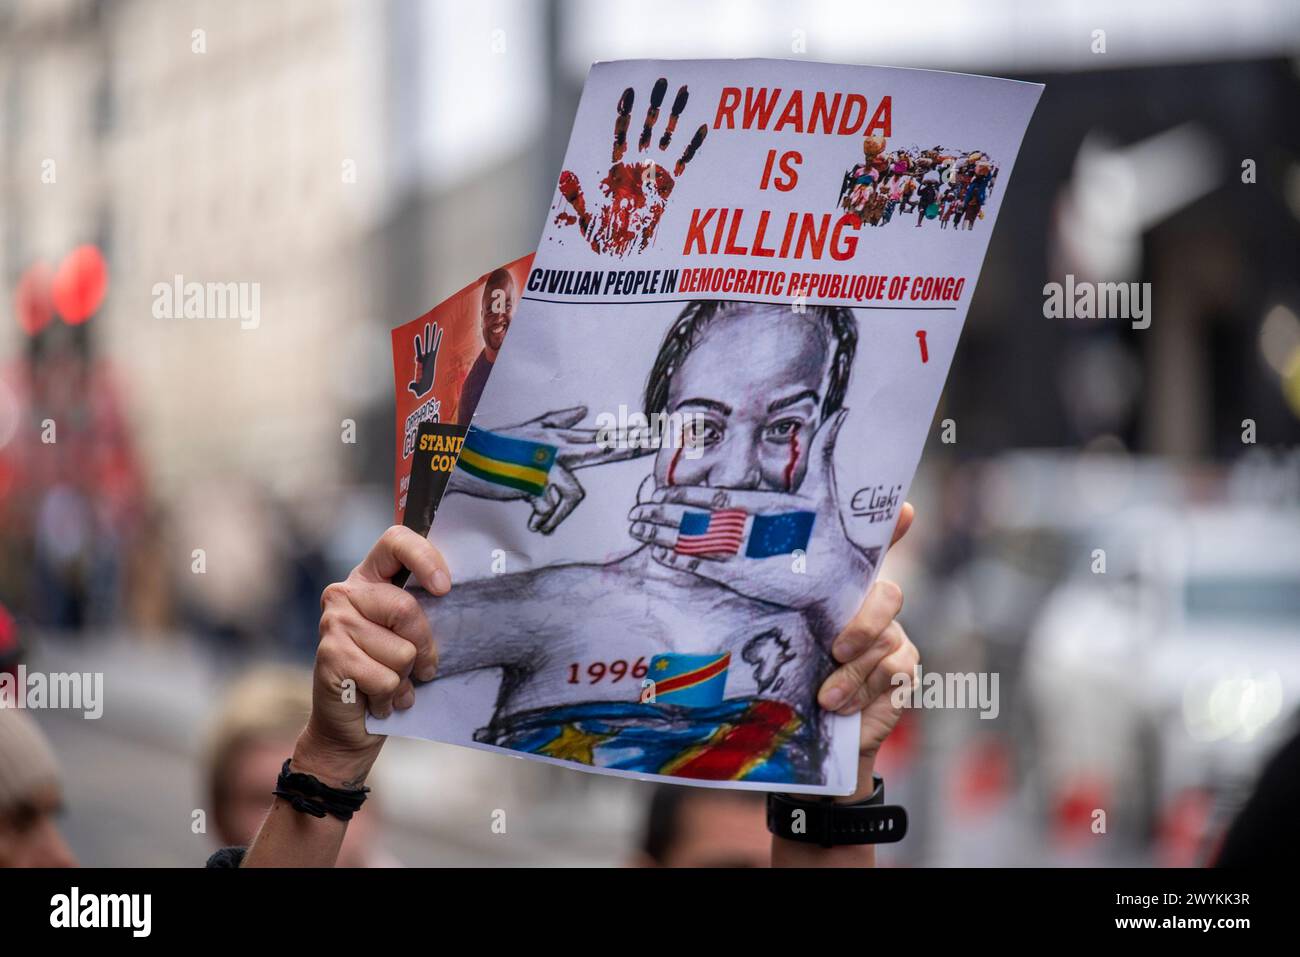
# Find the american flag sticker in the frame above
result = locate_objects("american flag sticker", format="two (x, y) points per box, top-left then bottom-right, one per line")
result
(675, 508), (748, 556)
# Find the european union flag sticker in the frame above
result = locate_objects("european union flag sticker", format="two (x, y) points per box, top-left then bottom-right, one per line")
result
(744, 511), (815, 558)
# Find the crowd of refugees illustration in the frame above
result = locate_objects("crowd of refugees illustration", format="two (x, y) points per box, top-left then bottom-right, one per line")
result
(839, 136), (998, 231)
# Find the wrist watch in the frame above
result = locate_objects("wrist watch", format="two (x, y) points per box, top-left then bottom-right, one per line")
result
(766, 774), (908, 847)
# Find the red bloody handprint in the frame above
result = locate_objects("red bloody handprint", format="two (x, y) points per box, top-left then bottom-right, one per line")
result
(555, 77), (708, 256)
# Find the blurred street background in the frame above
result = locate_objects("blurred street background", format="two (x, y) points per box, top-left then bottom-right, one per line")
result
(2, 0), (1299, 866)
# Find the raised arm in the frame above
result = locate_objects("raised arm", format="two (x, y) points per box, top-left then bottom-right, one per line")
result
(772, 502), (917, 868)
(244, 526), (449, 867)
(241, 525), (573, 867)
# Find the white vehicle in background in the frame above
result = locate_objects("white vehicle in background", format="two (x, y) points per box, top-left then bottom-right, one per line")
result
(1022, 505), (1300, 858)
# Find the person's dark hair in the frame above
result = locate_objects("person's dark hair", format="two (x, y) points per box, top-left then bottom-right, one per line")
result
(642, 785), (688, 864)
(640, 784), (765, 865)
(484, 266), (514, 289)
(482, 267), (514, 312)
(643, 300), (857, 421)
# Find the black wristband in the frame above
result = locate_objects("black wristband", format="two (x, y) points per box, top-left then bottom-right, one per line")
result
(272, 758), (370, 822)
(767, 775), (908, 847)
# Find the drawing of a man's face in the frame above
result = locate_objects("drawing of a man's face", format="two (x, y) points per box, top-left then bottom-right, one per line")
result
(654, 305), (835, 492)
(480, 271), (516, 354)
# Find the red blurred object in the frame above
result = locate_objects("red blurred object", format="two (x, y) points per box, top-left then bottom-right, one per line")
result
(1155, 788), (1215, 867)
(874, 707), (918, 776)
(1051, 774), (1109, 847)
(0, 602), (18, 679)
(952, 735), (1013, 815)
(51, 245), (109, 324)
(14, 260), (55, 335)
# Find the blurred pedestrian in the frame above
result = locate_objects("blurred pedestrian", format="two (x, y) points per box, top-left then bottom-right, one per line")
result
(635, 786), (770, 867)
(203, 665), (398, 867)
(0, 708), (77, 867)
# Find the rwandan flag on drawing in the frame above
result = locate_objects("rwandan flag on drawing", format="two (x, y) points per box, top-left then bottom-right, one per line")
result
(457, 427), (556, 496)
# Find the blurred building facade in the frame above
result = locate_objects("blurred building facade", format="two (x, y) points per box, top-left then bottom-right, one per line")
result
(1, 0), (392, 498)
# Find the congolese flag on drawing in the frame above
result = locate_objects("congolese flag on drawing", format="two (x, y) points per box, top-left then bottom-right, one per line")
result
(457, 427), (557, 497)
(647, 652), (730, 707)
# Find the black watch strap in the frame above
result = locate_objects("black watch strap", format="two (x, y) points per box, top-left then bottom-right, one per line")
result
(273, 758), (369, 821)
(767, 775), (908, 847)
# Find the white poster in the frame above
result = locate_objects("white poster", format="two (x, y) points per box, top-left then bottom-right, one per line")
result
(372, 59), (1042, 793)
